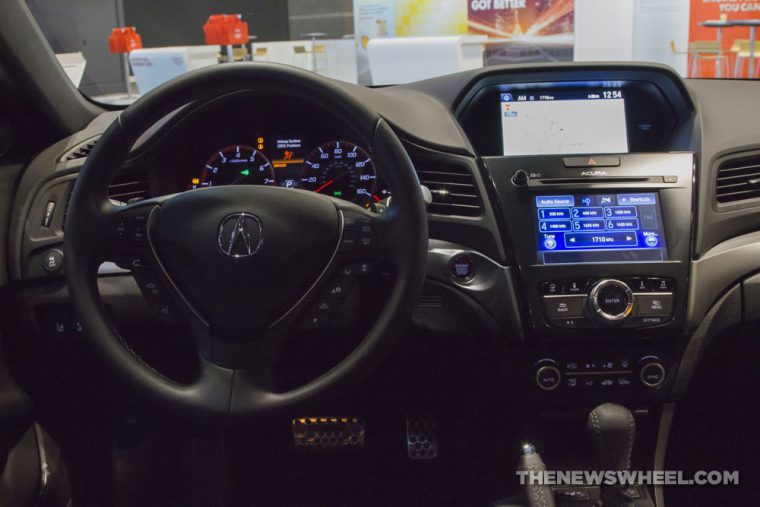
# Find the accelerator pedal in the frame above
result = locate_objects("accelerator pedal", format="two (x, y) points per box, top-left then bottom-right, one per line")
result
(406, 414), (438, 460)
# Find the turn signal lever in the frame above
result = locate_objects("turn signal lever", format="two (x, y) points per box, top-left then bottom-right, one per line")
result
(587, 403), (637, 506)
(517, 443), (556, 507)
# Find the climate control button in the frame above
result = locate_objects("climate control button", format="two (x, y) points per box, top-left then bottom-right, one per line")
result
(639, 357), (666, 388)
(588, 279), (634, 324)
(536, 365), (562, 391)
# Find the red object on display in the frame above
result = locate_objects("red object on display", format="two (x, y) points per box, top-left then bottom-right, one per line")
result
(108, 27), (143, 54)
(203, 14), (250, 46)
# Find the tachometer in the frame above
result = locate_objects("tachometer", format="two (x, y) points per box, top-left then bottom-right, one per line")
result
(301, 141), (377, 206)
(191, 145), (275, 189)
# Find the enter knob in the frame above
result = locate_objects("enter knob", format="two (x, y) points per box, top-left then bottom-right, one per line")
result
(588, 279), (634, 324)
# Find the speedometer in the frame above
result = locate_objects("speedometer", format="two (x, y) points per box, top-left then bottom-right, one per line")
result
(301, 141), (377, 207)
(191, 145), (275, 189)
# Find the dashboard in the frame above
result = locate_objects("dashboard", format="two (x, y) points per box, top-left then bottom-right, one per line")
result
(143, 93), (389, 208)
(6, 62), (760, 412)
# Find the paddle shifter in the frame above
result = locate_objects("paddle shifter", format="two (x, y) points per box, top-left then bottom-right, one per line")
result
(587, 403), (637, 506)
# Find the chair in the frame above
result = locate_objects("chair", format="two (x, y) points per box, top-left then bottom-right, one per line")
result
(730, 39), (760, 78)
(254, 46), (269, 62)
(688, 40), (729, 78)
(292, 45), (310, 69)
(313, 44), (328, 75)
(669, 40), (689, 75)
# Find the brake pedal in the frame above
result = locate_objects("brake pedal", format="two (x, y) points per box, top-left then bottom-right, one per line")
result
(406, 414), (438, 460)
(292, 417), (365, 450)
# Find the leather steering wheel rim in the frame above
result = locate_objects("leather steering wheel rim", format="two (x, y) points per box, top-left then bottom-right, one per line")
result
(64, 63), (428, 419)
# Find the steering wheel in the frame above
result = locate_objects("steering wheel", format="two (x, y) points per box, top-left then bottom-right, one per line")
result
(64, 63), (428, 418)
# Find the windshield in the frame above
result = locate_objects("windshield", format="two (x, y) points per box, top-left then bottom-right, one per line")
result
(28, 0), (759, 105)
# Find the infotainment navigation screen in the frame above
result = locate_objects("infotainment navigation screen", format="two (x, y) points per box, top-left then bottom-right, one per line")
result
(535, 192), (668, 264)
(500, 89), (629, 156)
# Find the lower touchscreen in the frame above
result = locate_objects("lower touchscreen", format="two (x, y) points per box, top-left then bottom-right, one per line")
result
(535, 192), (668, 264)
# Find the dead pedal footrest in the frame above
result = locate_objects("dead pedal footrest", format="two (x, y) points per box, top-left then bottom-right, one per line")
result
(292, 417), (365, 450)
(406, 414), (438, 460)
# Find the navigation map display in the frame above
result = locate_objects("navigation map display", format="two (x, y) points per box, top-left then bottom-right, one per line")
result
(501, 88), (629, 156)
(535, 192), (668, 264)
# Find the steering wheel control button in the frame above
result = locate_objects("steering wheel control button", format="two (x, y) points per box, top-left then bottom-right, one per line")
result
(536, 365), (562, 391)
(341, 261), (374, 277)
(449, 254), (476, 282)
(357, 219), (375, 251)
(42, 249), (63, 273)
(326, 281), (351, 299)
(339, 230), (358, 252)
(543, 295), (584, 319)
(639, 360), (666, 388)
(636, 294), (674, 316)
(300, 313), (329, 330)
(112, 207), (152, 246)
(588, 279), (634, 323)
(314, 299), (338, 314)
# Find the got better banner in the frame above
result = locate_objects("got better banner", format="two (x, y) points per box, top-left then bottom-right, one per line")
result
(354, 0), (574, 83)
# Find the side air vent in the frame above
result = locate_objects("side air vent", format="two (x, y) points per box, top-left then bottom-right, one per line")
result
(62, 169), (149, 230)
(59, 135), (101, 162)
(108, 169), (149, 203)
(716, 154), (760, 204)
(414, 161), (482, 217)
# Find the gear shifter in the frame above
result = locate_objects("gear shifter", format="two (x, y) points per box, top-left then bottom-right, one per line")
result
(587, 403), (636, 506)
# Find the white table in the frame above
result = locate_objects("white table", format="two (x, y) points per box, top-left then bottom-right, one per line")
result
(700, 19), (760, 78)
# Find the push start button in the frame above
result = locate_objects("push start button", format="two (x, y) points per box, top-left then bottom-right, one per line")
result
(449, 254), (476, 282)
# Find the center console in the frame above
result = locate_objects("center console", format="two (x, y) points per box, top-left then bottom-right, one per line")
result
(491, 153), (693, 339)
(456, 67), (696, 400)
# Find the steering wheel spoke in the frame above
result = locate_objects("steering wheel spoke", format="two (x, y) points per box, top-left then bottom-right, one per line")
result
(103, 201), (211, 333)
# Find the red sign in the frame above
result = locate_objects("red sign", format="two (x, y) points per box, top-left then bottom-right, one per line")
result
(108, 27), (143, 54)
(689, 1), (759, 78)
(203, 14), (250, 46)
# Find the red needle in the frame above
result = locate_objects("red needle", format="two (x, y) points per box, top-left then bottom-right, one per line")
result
(314, 179), (335, 193)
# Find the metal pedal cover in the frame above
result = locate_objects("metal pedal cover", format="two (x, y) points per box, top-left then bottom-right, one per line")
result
(292, 417), (365, 451)
(406, 414), (438, 460)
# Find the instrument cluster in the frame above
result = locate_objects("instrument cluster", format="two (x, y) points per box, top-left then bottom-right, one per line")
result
(187, 136), (390, 208)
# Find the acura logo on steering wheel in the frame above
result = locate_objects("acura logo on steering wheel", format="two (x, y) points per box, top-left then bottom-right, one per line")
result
(218, 213), (263, 258)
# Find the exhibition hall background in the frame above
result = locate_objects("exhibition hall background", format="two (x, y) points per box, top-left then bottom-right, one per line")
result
(27, 0), (760, 97)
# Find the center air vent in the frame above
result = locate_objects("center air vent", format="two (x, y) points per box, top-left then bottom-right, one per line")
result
(716, 154), (760, 204)
(59, 135), (101, 162)
(414, 161), (482, 217)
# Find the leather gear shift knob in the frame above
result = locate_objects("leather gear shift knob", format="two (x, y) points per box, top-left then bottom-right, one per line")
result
(587, 403), (635, 472)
